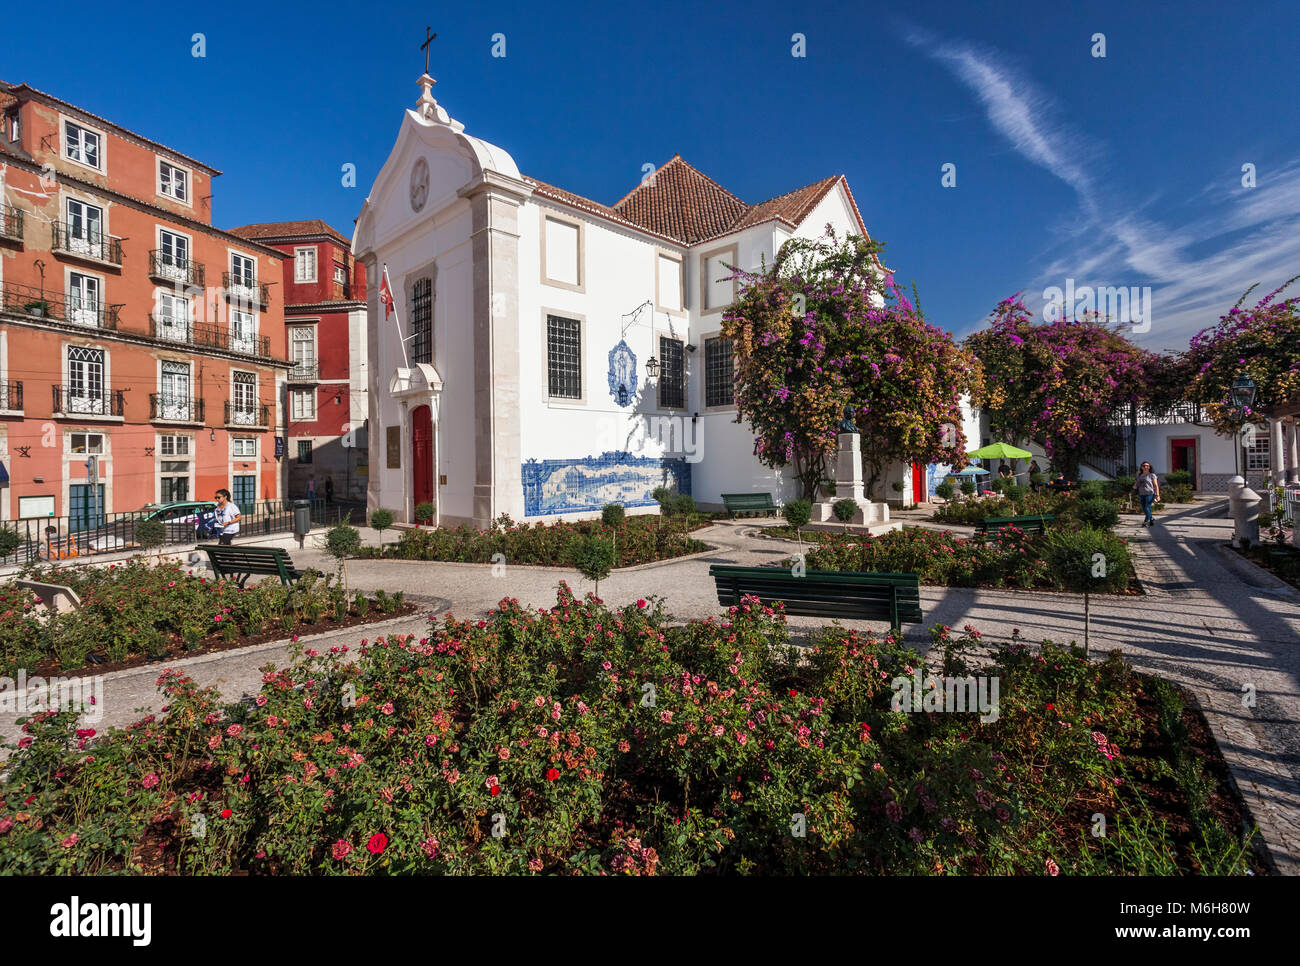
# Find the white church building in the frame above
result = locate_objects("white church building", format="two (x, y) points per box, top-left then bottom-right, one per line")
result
(353, 75), (889, 527)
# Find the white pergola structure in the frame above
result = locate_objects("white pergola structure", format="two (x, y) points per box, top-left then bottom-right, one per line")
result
(1267, 400), (1300, 486)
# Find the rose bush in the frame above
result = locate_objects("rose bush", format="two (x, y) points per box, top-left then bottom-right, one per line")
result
(0, 587), (1245, 875)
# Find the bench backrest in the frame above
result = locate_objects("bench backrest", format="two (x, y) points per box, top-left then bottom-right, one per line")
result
(721, 493), (777, 506)
(980, 514), (1054, 528)
(203, 545), (295, 573)
(708, 564), (921, 625)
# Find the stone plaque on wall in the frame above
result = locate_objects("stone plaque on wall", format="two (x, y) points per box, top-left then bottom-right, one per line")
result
(386, 426), (401, 469)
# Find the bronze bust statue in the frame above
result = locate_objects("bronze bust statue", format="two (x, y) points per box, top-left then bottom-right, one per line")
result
(839, 406), (858, 434)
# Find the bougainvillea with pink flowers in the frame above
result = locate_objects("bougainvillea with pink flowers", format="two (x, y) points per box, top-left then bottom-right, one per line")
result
(964, 296), (1155, 479)
(1183, 278), (1300, 434)
(722, 230), (983, 499)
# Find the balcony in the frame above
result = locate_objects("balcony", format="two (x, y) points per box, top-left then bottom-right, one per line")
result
(225, 401), (269, 428)
(149, 394), (204, 424)
(149, 250), (205, 288)
(52, 386), (125, 419)
(0, 205), (23, 244)
(1, 282), (120, 330)
(51, 221), (123, 267)
(287, 361), (319, 383)
(148, 314), (273, 359)
(330, 281), (353, 301)
(0, 380), (22, 413)
(223, 271), (270, 308)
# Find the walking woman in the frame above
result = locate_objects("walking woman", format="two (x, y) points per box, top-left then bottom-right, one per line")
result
(1134, 461), (1161, 527)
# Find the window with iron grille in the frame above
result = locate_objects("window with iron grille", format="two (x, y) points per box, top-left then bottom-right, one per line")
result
(547, 315), (582, 399)
(297, 440), (313, 464)
(1246, 431), (1270, 471)
(704, 336), (734, 407)
(411, 278), (433, 364)
(658, 336), (685, 409)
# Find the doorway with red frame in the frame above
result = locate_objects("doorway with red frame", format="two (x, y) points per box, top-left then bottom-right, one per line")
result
(1169, 438), (1196, 489)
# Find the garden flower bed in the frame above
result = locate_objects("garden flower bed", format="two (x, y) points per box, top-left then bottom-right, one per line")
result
(776, 526), (1137, 593)
(0, 560), (413, 678)
(358, 513), (710, 568)
(0, 587), (1253, 875)
(1234, 542), (1300, 590)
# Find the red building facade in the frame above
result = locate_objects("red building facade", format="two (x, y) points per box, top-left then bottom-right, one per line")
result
(230, 221), (367, 501)
(0, 83), (290, 528)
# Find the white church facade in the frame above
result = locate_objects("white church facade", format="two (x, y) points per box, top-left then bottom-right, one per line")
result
(353, 75), (886, 527)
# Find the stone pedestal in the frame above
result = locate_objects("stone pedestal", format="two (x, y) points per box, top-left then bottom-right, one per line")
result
(814, 432), (890, 526)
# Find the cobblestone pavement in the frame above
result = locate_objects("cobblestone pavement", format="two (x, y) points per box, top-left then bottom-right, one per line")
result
(5, 501), (1297, 873)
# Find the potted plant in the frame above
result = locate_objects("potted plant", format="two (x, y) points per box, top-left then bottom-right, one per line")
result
(24, 299), (52, 318)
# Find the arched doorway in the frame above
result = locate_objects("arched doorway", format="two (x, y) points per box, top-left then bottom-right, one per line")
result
(412, 405), (433, 510)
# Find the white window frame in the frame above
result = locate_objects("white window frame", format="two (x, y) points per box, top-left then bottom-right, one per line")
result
(61, 117), (105, 172)
(539, 210), (585, 292)
(231, 370), (258, 425)
(699, 243), (739, 315)
(290, 387), (317, 421)
(230, 307), (257, 354)
(66, 270), (103, 328)
(230, 251), (256, 288)
(67, 432), (106, 455)
(158, 158), (191, 204)
(655, 249), (686, 316)
(294, 246), (317, 282)
(232, 436), (257, 458)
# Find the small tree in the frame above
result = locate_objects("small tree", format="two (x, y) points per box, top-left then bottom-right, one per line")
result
(601, 503), (626, 526)
(566, 533), (616, 597)
(135, 518), (167, 561)
(324, 515), (362, 595)
(369, 508), (394, 546)
(1042, 527), (1131, 654)
(832, 498), (857, 532)
(414, 502), (435, 526)
(934, 479), (955, 503)
(0, 526), (19, 560)
(783, 498), (813, 551)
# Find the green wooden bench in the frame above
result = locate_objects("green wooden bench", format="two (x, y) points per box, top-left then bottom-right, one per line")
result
(201, 545), (315, 587)
(708, 564), (922, 631)
(974, 513), (1055, 540)
(721, 492), (781, 517)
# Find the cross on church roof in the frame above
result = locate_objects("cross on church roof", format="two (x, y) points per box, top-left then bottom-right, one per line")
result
(421, 27), (437, 75)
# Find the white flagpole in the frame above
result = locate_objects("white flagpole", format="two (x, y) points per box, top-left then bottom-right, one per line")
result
(383, 264), (411, 369)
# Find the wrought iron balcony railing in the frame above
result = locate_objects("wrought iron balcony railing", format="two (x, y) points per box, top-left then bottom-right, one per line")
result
(223, 271), (270, 307)
(51, 221), (123, 266)
(148, 313), (272, 358)
(1, 282), (120, 329)
(149, 250), (206, 287)
(287, 361), (319, 382)
(0, 204), (23, 243)
(0, 379), (22, 411)
(149, 394), (204, 423)
(225, 401), (269, 428)
(53, 386), (125, 417)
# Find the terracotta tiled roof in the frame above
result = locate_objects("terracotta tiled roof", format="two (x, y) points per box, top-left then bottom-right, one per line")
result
(526, 157), (870, 249)
(229, 219), (351, 246)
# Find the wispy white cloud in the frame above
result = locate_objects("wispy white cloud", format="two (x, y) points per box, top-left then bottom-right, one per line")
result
(905, 26), (1300, 350)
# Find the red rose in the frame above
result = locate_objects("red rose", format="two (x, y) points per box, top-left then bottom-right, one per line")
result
(546, 768), (560, 781)
(636, 599), (647, 609)
(489, 785), (501, 797)
(788, 689), (798, 698)
(367, 832), (388, 854)
(220, 808), (232, 819)
(1046, 703), (1055, 711)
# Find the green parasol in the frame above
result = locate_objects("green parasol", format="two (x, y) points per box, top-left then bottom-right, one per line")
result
(967, 442), (1033, 460)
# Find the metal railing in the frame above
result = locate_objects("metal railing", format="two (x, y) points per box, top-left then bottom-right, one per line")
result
(225, 401), (269, 428)
(0, 379), (21, 411)
(0, 204), (23, 242)
(148, 313), (272, 358)
(1, 282), (120, 329)
(149, 250), (206, 287)
(149, 394), (204, 423)
(1108, 402), (1208, 427)
(52, 386), (125, 417)
(1268, 486), (1297, 528)
(51, 220), (124, 265)
(222, 271), (271, 307)
(287, 361), (319, 382)
(0, 499), (353, 568)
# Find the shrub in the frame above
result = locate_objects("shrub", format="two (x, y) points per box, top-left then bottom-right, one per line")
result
(1164, 484), (1194, 503)
(1079, 480), (1108, 500)
(1041, 527), (1133, 652)
(134, 518), (167, 555)
(1166, 469), (1191, 486)
(832, 498), (858, 523)
(414, 502), (436, 525)
(0, 526), (18, 558)
(369, 508), (395, 534)
(782, 499), (812, 529)
(601, 503), (626, 526)
(935, 480), (955, 501)
(654, 490), (696, 517)
(960, 479), (976, 496)
(989, 477), (1006, 494)
(566, 533), (616, 595)
(1003, 484), (1027, 502)
(1071, 496), (1120, 531)
(891, 480), (904, 493)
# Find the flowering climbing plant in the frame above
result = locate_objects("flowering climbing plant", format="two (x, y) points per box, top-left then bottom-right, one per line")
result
(722, 229), (983, 499)
(964, 296), (1154, 479)
(1183, 278), (1300, 434)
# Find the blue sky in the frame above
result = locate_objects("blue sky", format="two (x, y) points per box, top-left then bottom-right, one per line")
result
(8, 0), (1299, 350)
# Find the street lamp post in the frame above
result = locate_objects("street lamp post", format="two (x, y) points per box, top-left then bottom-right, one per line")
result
(1230, 374), (1258, 480)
